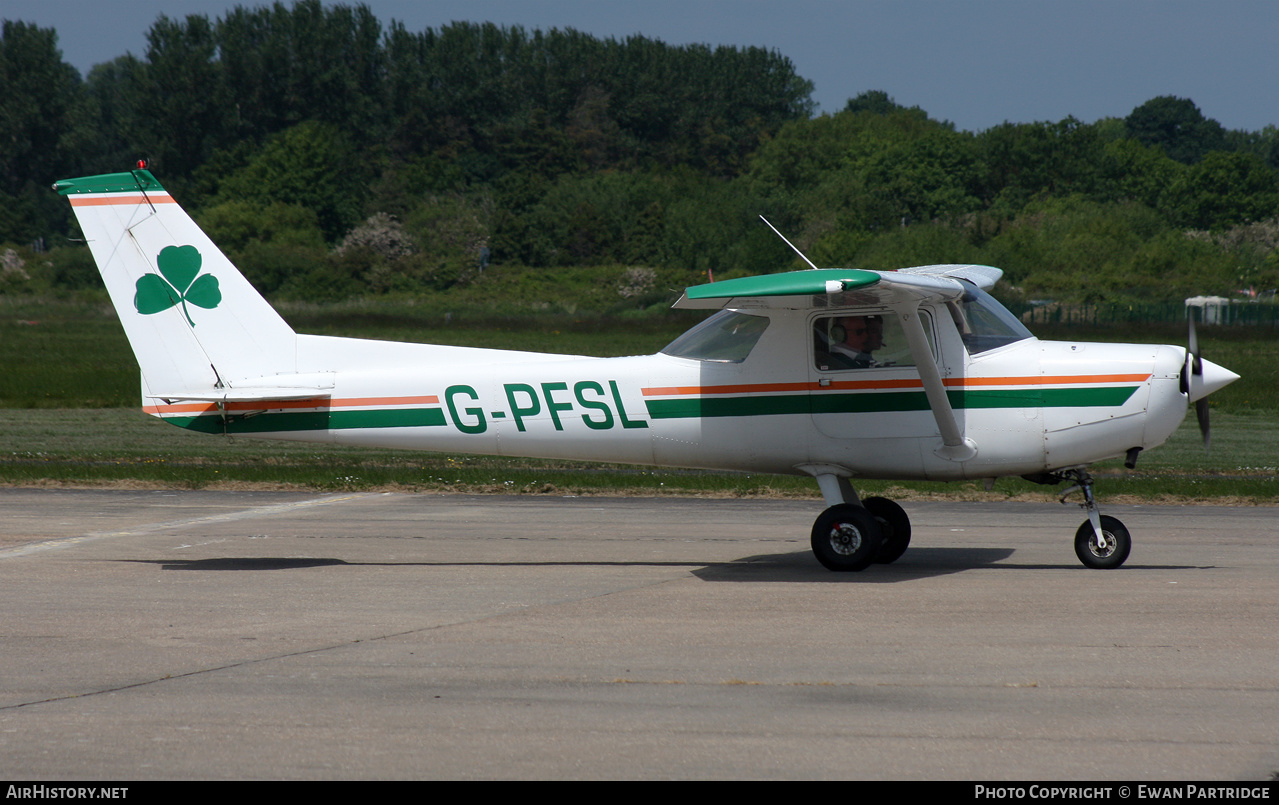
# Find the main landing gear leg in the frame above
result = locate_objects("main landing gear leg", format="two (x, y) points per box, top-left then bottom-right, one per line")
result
(809, 473), (912, 571)
(1059, 469), (1131, 569)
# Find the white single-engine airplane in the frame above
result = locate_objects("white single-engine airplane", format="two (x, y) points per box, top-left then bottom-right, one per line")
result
(55, 167), (1239, 571)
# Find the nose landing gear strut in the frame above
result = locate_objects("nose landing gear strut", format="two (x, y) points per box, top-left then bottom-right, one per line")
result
(1058, 469), (1132, 569)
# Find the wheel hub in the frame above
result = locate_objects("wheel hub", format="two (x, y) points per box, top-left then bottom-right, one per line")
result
(1087, 531), (1116, 558)
(828, 522), (862, 556)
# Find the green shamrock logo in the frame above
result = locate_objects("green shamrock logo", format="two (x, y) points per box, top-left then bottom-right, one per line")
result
(134, 245), (221, 326)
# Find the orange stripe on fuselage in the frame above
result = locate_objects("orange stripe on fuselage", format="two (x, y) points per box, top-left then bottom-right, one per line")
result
(641, 374), (1152, 397)
(949, 374), (1151, 387)
(143, 394), (440, 416)
(69, 194), (176, 206)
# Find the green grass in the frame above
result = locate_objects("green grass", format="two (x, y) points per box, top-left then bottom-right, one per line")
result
(2, 294), (1277, 501)
(0, 408), (815, 496)
(0, 297), (139, 407)
(0, 295), (699, 408)
(6, 296), (1275, 410)
(2, 408), (1275, 502)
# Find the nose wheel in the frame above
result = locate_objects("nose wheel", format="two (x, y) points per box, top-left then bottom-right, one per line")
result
(1059, 469), (1132, 569)
(1074, 515), (1131, 569)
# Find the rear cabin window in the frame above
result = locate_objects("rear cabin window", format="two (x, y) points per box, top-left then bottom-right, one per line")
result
(661, 310), (770, 363)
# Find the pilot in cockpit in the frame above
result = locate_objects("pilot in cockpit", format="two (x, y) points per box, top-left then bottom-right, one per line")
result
(821, 315), (884, 369)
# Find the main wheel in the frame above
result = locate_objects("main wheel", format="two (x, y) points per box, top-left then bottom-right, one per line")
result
(1074, 515), (1131, 569)
(863, 496), (911, 564)
(811, 504), (883, 572)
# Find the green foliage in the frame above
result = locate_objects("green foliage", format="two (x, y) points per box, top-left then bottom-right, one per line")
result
(975, 118), (1109, 211)
(215, 1), (388, 146)
(196, 200), (326, 254)
(1184, 218), (1279, 295)
(1228, 125), (1279, 171)
(860, 129), (981, 225)
(132, 13), (229, 177)
(1095, 138), (1184, 209)
(194, 197), (328, 295)
(844, 224), (980, 272)
(0, 245), (102, 294)
(403, 194), (491, 265)
(1161, 151), (1279, 230)
(0, 21), (83, 243)
(508, 171), (664, 266)
(0, 247), (33, 292)
(1125, 96), (1227, 164)
(0, 21), (83, 193)
(843, 90), (931, 121)
(238, 241), (331, 297)
(747, 107), (949, 193)
(212, 121), (366, 241)
(977, 196), (1236, 301)
(9, 3), (1279, 303)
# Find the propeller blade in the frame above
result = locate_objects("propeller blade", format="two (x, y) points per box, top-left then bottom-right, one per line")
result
(1196, 398), (1211, 451)
(1187, 309), (1208, 449)
(1188, 310), (1202, 375)
(1184, 309), (1237, 450)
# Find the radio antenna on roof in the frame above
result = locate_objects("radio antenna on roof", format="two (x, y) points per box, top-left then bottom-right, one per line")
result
(759, 215), (818, 270)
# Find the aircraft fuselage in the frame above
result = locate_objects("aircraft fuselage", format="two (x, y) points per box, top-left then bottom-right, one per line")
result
(144, 307), (1192, 483)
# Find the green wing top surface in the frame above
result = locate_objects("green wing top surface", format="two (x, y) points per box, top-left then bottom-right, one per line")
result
(684, 269), (881, 301)
(675, 265), (999, 310)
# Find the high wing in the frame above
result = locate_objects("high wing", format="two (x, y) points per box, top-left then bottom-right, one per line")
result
(675, 265), (1004, 460)
(672, 265), (1003, 310)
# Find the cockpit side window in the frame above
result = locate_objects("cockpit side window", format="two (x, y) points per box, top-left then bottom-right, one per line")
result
(813, 311), (930, 371)
(661, 310), (770, 363)
(946, 283), (1033, 355)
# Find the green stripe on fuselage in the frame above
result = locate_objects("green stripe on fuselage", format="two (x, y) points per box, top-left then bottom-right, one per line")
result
(162, 407), (448, 434)
(645, 386), (1140, 419)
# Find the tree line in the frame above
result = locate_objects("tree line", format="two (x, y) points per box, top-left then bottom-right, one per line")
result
(2, 1), (1278, 304)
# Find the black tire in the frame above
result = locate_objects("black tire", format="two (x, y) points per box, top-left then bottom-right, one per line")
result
(1074, 515), (1131, 569)
(864, 496), (911, 564)
(811, 504), (883, 572)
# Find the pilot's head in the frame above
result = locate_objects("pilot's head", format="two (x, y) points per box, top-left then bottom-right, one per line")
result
(837, 315), (884, 353)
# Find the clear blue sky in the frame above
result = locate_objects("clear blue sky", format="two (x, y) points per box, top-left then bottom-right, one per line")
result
(6, 0), (1277, 133)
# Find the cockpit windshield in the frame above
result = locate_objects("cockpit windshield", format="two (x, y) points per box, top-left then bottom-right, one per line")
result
(945, 283), (1033, 355)
(661, 310), (770, 363)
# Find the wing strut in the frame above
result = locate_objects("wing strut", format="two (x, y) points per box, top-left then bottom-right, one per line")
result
(894, 303), (977, 462)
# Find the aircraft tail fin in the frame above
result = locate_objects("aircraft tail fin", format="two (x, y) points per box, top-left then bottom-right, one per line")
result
(54, 169), (303, 405)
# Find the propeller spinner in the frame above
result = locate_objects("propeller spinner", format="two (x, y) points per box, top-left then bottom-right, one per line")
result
(1181, 312), (1241, 450)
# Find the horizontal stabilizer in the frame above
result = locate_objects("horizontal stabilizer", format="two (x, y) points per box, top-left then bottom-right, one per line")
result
(151, 389), (333, 404)
(150, 373), (336, 404)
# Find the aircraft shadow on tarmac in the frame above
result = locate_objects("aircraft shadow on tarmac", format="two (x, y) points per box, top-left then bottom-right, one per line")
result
(693, 546), (1016, 582)
(694, 550), (1207, 580)
(121, 546), (1035, 580)
(122, 557), (353, 571)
